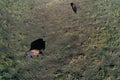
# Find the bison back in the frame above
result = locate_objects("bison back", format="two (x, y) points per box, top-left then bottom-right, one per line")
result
(30, 38), (45, 50)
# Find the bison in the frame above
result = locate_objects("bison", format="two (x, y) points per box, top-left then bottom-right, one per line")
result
(70, 2), (77, 13)
(25, 38), (45, 58)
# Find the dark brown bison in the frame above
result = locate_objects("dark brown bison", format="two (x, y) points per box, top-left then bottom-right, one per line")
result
(70, 2), (77, 13)
(25, 38), (45, 58)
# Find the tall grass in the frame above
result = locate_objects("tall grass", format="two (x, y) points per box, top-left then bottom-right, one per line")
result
(0, 0), (120, 80)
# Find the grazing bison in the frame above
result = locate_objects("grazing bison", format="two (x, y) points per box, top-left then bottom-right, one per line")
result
(70, 2), (77, 13)
(25, 38), (45, 58)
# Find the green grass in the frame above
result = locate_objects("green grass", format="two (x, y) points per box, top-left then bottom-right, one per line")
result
(0, 0), (120, 80)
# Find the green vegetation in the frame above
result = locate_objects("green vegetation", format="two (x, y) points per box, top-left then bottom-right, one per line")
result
(0, 0), (120, 80)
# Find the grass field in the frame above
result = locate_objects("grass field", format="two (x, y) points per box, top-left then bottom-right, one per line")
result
(0, 0), (120, 80)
